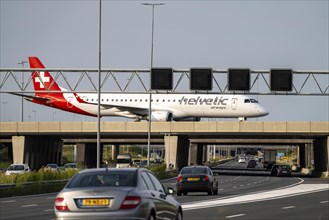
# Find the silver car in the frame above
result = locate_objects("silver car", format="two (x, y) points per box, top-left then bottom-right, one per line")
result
(54, 168), (182, 220)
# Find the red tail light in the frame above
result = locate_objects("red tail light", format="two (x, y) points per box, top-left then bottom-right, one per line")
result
(177, 175), (182, 182)
(55, 197), (70, 211)
(203, 175), (209, 181)
(120, 196), (141, 209)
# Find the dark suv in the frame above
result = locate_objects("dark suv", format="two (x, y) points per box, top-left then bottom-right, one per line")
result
(271, 164), (292, 176)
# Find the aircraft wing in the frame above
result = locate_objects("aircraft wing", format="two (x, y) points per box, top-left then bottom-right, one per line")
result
(105, 104), (149, 115)
(86, 102), (150, 116)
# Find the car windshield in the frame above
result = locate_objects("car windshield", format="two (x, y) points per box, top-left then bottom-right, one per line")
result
(116, 159), (131, 163)
(65, 164), (76, 168)
(8, 165), (24, 171)
(280, 165), (290, 169)
(181, 167), (208, 174)
(46, 164), (57, 168)
(67, 171), (137, 188)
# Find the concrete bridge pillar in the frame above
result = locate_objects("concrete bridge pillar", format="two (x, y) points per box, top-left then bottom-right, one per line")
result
(76, 143), (103, 168)
(164, 135), (178, 170)
(202, 145), (208, 164)
(111, 144), (120, 163)
(76, 143), (86, 167)
(164, 135), (190, 170)
(12, 136), (25, 165)
(196, 144), (204, 165)
(12, 136), (62, 170)
(313, 137), (329, 176)
(189, 144), (198, 165)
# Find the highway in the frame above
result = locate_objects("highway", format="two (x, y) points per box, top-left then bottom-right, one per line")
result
(1, 161), (328, 220)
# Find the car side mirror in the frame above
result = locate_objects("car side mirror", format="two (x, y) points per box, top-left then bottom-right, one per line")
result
(167, 187), (175, 195)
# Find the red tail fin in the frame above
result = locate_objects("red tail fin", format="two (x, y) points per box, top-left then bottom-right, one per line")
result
(29, 57), (61, 96)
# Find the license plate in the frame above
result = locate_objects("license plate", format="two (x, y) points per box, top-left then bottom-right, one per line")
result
(81, 198), (109, 206)
(187, 177), (200, 181)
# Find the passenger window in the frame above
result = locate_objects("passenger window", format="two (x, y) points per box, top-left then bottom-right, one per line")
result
(244, 99), (250, 103)
(147, 172), (165, 193)
(141, 172), (155, 190)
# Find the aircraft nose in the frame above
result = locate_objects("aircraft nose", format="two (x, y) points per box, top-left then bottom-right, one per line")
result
(258, 107), (269, 116)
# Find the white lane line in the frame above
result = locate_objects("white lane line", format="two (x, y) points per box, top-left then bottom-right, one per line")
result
(21, 204), (38, 208)
(183, 184), (329, 211)
(282, 206), (296, 209)
(0, 200), (15, 203)
(44, 209), (53, 212)
(225, 214), (245, 218)
(320, 201), (328, 204)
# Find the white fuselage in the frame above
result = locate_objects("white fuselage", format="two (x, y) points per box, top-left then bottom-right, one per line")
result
(63, 93), (268, 120)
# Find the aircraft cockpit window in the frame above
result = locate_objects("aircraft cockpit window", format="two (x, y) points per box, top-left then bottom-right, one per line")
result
(250, 99), (258, 103)
(244, 99), (250, 103)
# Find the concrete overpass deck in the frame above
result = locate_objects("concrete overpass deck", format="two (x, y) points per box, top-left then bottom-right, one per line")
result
(0, 121), (328, 174)
(1, 121), (328, 138)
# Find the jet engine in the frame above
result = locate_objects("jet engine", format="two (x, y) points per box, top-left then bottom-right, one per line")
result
(151, 111), (173, 122)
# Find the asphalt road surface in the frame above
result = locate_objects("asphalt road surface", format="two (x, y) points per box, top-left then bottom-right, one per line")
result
(1, 160), (328, 220)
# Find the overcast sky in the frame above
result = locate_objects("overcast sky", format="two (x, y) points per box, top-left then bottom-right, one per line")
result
(0, 0), (328, 122)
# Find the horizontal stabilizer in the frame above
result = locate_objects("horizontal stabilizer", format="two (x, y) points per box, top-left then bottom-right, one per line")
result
(9, 92), (50, 102)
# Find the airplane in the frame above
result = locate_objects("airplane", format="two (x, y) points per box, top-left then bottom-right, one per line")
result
(11, 57), (269, 121)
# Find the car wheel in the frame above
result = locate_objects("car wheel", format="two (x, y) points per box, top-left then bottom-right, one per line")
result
(183, 192), (188, 196)
(177, 191), (182, 196)
(175, 211), (183, 220)
(213, 183), (219, 195)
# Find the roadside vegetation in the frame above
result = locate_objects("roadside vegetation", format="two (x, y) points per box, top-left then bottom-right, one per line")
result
(0, 164), (177, 198)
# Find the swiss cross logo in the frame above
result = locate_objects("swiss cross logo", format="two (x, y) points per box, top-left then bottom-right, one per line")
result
(35, 71), (50, 88)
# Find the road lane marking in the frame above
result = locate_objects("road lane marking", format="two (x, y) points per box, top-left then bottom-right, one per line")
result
(0, 200), (15, 203)
(282, 206), (295, 209)
(182, 184), (329, 211)
(44, 209), (54, 212)
(21, 204), (38, 208)
(320, 201), (328, 204)
(225, 214), (245, 218)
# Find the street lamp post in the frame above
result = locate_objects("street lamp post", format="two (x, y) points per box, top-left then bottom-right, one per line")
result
(142, 2), (165, 167)
(18, 60), (28, 122)
(96, 0), (102, 169)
